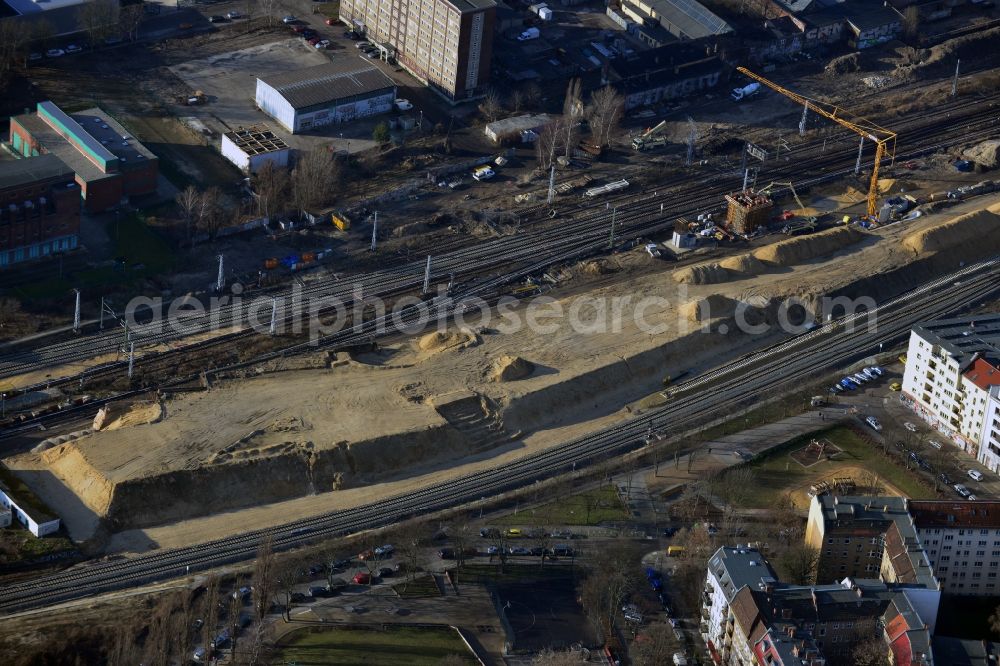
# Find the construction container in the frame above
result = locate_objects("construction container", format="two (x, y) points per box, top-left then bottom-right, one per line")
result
(264, 258), (279, 270)
(332, 214), (350, 231)
(725, 189), (772, 235)
(302, 251), (316, 263)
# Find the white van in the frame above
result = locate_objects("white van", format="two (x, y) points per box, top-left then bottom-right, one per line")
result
(473, 166), (495, 181)
(969, 469), (985, 482)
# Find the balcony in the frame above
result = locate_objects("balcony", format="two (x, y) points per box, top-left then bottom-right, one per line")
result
(702, 608), (711, 622)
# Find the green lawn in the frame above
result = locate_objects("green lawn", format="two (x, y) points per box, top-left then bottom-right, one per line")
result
(494, 484), (628, 526)
(313, 1), (340, 19)
(392, 574), (441, 598)
(739, 426), (935, 508)
(12, 212), (175, 301)
(274, 625), (476, 666)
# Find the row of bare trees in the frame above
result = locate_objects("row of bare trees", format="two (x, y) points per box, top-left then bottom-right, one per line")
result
(535, 81), (623, 170)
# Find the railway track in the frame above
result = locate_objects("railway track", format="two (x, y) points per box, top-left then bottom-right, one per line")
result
(1, 257), (996, 614)
(1, 94), (998, 438)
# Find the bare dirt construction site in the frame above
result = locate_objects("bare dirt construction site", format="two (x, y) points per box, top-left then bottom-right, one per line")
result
(6, 181), (1000, 550)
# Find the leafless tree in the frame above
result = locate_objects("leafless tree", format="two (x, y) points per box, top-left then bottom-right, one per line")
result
(990, 603), (1000, 638)
(0, 19), (27, 83)
(535, 120), (563, 171)
(118, 3), (144, 42)
(562, 78), (583, 159)
(252, 533), (277, 624)
(532, 648), (584, 665)
(175, 185), (200, 242)
(860, 468), (885, 496)
(510, 89), (525, 114)
(488, 529), (509, 574)
(196, 186), (224, 238)
(252, 162), (287, 223)
(450, 520), (475, 568)
(201, 575), (221, 659)
(80, 0), (119, 46)
(532, 526), (551, 569)
(170, 590), (198, 666)
(903, 6), (920, 40)
(143, 594), (174, 666)
(478, 87), (503, 123)
(228, 576), (245, 660)
(585, 85), (624, 150)
(778, 543), (820, 585)
(0, 297), (21, 332)
(851, 618), (890, 666)
(292, 149), (340, 218)
(106, 617), (141, 666)
(631, 623), (679, 666)
(522, 82), (543, 110)
(275, 556), (301, 621)
(258, 0), (279, 27)
(395, 522), (426, 590)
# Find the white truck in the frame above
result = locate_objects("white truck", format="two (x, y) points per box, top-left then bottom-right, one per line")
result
(517, 27), (540, 41)
(731, 82), (760, 102)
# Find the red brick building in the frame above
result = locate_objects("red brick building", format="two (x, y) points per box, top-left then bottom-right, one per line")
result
(0, 154), (80, 268)
(9, 101), (158, 213)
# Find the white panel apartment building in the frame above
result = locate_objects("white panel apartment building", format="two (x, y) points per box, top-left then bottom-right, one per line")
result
(983, 386), (1000, 474)
(339, 0), (496, 101)
(901, 315), (1000, 461)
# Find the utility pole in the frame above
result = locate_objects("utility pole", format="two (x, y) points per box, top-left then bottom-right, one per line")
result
(215, 254), (224, 293)
(685, 117), (697, 166)
(269, 298), (278, 336)
(608, 206), (618, 248)
(546, 165), (556, 204)
(99, 297), (105, 330)
(855, 136), (865, 176)
(127, 342), (135, 379)
(72, 289), (81, 333)
(952, 59), (960, 97)
(799, 102), (809, 137)
(742, 168), (750, 191)
(370, 212), (378, 252)
(422, 255), (432, 295)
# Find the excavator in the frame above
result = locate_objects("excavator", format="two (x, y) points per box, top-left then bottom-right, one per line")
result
(631, 120), (669, 151)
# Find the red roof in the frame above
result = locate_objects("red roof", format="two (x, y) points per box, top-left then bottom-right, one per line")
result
(909, 501), (1000, 528)
(964, 357), (1000, 391)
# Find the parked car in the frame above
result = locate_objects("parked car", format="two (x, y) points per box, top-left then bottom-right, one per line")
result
(65, 44), (82, 54)
(232, 585), (252, 601)
(508, 546), (530, 556)
(328, 577), (348, 591)
(307, 36), (322, 45)
(28, 52), (43, 61)
(344, 30), (360, 39)
(315, 39), (331, 49)
(904, 422), (918, 432)
(308, 585), (330, 597)
(830, 385), (844, 394)
(486, 545), (500, 555)
(969, 469), (985, 482)
(211, 629), (231, 650)
(192, 647), (207, 663)
(292, 24), (307, 33)
(662, 527), (678, 537)
(374, 544), (394, 557)
(438, 547), (456, 560)
(969, 494), (979, 501)
(378, 567), (393, 578)
(841, 378), (858, 390)
(852, 373), (869, 384)
(865, 416), (882, 432)
(505, 528), (522, 538)
(282, 15), (297, 23)
(395, 98), (413, 111)
(332, 558), (352, 570)
(208, 15), (225, 22)
(45, 49), (66, 58)
(954, 483), (971, 498)
(480, 527), (500, 538)
(358, 548), (375, 560)
(325, 18), (337, 25)
(226, 10), (241, 18)
(290, 592), (308, 602)
(550, 529), (572, 539)
(867, 366), (884, 376)
(929, 440), (943, 450)
(552, 545), (574, 557)
(939, 472), (952, 485)
(890, 382), (902, 391)
(353, 571), (372, 584)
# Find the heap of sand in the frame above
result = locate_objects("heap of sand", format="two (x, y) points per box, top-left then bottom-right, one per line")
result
(680, 294), (739, 322)
(719, 252), (767, 276)
(673, 262), (730, 285)
(753, 227), (864, 266)
(489, 355), (534, 382)
(902, 203), (1000, 255)
(418, 329), (478, 352)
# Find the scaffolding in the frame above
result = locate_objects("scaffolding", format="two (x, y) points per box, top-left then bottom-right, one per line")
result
(725, 189), (772, 234)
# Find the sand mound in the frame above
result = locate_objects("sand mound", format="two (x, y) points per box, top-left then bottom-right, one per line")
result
(673, 262), (731, 285)
(825, 52), (860, 75)
(902, 205), (1000, 255)
(963, 140), (1000, 169)
(877, 178), (918, 195)
(490, 355), (535, 382)
(93, 401), (163, 431)
(718, 252), (766, 276)
(418, 329), (478, 352)
(680, 294), (738, 322)
(753, 227), (864, 267)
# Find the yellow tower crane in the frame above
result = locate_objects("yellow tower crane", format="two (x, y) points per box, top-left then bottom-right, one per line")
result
(736, 66), (897, 219)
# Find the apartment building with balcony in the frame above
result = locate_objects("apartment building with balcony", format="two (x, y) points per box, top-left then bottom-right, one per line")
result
(702, 545), (935, 665)
(338, 0), (496, 102)
(901, 315), (1000, 457)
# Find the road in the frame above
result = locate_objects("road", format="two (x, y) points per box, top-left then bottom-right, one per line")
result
(1, 256), (997, 614)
